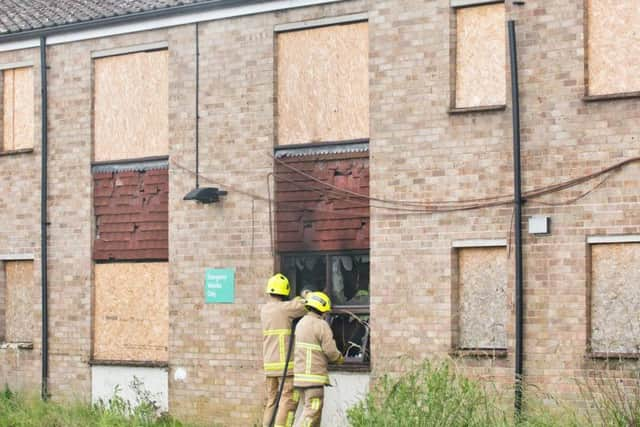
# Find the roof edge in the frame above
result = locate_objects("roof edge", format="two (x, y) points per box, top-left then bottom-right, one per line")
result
(0, 0), (344, 45)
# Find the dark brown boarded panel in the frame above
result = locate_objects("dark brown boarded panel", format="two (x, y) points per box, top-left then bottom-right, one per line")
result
(93, 168), (168, 261)
(275, 153), (369, 252)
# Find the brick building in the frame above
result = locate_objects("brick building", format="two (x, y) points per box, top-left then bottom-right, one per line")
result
(0, 0), (638, 425)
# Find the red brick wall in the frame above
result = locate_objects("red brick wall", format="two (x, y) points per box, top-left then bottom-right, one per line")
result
(93, 168), (168, 261)
(275, 153), (369, 252)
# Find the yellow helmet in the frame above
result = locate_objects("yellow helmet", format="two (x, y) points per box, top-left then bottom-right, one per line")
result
(266, 273), (290, 297)
(305, 291), (332, 313)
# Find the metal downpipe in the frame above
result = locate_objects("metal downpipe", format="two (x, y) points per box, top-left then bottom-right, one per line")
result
(39, 35), (49, 400)
(508, 20), (524, 416)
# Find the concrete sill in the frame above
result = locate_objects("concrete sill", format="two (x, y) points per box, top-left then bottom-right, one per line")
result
(587, 352), (640, 360)
(89, 359), (169, 368)
(451, 348), (508, 358)
(0, 342), (34, 350)
(583, 92), (640, 102)
(448, 105), (506, 115)
(0, 148), (34, 157)
(329, 363), (371, 373)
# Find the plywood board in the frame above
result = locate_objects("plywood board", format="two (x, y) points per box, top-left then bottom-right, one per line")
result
(457, 247), (507, 349)
(591, 243), (640, 353)
(277, 22), (369, 146)
(2, 67), (34, 151)
(94, 262), (168, 361)
(94, 50), (168, 161)
(587, 0), (640, 95)
(5, 260), (34, 343)
(455, 3), (506, 108)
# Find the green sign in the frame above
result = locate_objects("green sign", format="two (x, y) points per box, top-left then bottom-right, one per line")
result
(204, 268), (235, 303)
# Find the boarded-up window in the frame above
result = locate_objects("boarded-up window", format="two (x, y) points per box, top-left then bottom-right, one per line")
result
(590, 243), (640, 354)
(277, 23), (369, 146)
(93, 262), (168, 362)
(454, 3), (506, 108)
(1, 261), (35, 343)
(93, 167), (169, 261)
(2, 67), (34, 151)
(455, 247), (507, 349)
(93, 50), (168, 162)
(587, 1), (640, 95)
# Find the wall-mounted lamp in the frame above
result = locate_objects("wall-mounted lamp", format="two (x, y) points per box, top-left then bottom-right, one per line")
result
(183, 187), (227, 204)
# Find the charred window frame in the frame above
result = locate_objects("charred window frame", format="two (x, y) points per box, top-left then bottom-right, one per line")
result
(281, 251), (370, 367)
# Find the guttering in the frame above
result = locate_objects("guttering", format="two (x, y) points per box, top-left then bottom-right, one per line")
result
(39, 35), (49, 400)
(508, 20), (524, 416)
(0, 0), (344, 51)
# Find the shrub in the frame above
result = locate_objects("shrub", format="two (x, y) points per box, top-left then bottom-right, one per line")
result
(347, 360), (509, 427)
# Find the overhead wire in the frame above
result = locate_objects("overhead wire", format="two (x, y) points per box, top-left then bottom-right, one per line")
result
(172, 154), (640, 215)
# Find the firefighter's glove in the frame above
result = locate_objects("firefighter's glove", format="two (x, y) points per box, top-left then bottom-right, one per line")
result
(335, 354), (345, 365)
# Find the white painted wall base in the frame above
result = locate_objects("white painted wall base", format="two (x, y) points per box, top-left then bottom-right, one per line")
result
(91, 365), (169, 412)
(321, 372), (370, 427)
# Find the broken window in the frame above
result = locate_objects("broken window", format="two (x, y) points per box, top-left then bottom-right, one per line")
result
(586, 0), (640, 96)
(281, 252), (370, 365)
(453, 3), (506, 108)
(590, 242), (640, 355)
(2, 67), (34, 151)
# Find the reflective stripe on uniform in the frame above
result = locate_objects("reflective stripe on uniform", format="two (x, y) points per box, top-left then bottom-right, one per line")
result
(311, 397), (321, 411)
(263, 328), (292, 336)
(296, 341), (322, 351)
(264, 328), (293, 373)
(264, 361), (294, 371)
(279, 334), (286, 363)
(285, 411), (295, 427)
(306, 348), (312, 374)
(294, 373), (329, 384)
(292, 389), (300, 402)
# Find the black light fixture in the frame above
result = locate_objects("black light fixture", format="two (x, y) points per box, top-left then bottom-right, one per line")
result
(183, 187), (227, 204)
(182, 23), (227, 205)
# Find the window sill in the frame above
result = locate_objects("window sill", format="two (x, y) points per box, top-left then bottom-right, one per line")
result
(451, 348), (508, 358)
(583, 92), (640, 102)
(448, 105), (506, 115)
(0, 342), (34, 350)
(329, 363), (371, 373)
(0, 148), (34, 157)
(587, 352), (640, 360)
(89, 359), (169, 368)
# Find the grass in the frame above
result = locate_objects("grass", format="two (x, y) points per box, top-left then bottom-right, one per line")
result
(2, 362), (639, 427)
(0, 384), (198, 427)
(347, 360), (640, 427)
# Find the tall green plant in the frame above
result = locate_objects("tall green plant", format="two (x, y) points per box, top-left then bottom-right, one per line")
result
(347, 360), (509, 427)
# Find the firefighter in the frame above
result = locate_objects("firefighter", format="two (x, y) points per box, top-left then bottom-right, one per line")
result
(293, 291), (344, 427)
(261, 273), (308, 427)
